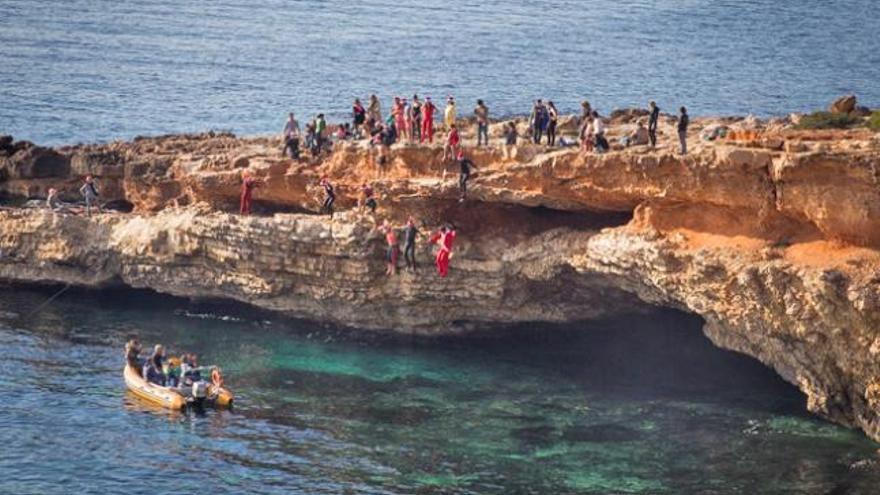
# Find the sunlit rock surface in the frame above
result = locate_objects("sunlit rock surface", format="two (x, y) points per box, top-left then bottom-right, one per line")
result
(2, 115), (880, 440)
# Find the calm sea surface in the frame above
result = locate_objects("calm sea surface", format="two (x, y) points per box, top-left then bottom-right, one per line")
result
(1, 0), (879, 145)
(0, 287), (878, 494)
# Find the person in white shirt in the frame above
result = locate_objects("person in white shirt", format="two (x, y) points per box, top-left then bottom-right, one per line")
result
(282, 112), (301, 159)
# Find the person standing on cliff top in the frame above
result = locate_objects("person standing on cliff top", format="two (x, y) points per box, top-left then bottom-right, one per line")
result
(648, 101), (660, 148)
(410, 94), (423, 143)
(677, 106), (689, 155)
(314, 113), (327, 153)
(393, 97), (408, 142)
(444, 96), (457, 131)
(530, 100), (547, 144)
(474, 99), (489, 147)
(421, 96), (437, 143)
(546, 101), (559, 147)
(282, 112), (301, 159)
(352, 99), (366, 139)
(368, 94), (382, 123)
(502, 121), (518, 159)
(240, 171), (261, 215)
(592, 111), (609, 153)
(79, 176), (101, 217)
(319, 176), (335, 219)
(429, 223), (457, 278)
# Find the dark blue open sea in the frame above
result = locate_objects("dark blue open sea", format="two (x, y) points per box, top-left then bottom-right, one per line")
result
(1, 0), (879, 145)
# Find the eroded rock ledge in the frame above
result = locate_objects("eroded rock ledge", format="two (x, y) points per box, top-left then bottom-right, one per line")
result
(2, 118), (880, 441)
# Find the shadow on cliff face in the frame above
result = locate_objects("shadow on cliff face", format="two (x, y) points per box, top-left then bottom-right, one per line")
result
(397, 199), (632, 241)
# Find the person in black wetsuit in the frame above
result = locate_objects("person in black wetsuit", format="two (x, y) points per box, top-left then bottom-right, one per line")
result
(456, 151), (476, 202)
(402, 216), (421, 271)
(320, 177), (335, 218)
(648, 101), (660, 148)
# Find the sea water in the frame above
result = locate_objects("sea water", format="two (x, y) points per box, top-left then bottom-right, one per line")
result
(1, 0), (879, 145)
(0, 287), (878, 494)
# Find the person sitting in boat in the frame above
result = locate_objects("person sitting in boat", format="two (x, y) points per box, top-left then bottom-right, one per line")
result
(180, 353), (203, 386)
(124, 338), (142, 374)
(164, 356), (182, 387)
(142, 344), (167, 386)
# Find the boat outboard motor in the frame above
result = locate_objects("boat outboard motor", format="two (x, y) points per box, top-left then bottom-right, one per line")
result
(192, 381), (208, 404)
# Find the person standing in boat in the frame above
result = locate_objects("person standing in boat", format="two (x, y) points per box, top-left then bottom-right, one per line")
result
(125, 338), (142, 374)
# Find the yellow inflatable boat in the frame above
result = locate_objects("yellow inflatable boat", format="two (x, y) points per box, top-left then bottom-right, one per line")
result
(124, 363), (234, 410)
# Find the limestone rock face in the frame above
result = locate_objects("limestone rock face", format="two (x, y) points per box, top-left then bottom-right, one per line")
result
(581, 219), (880, 442)
(3, 118), (880, 441)
(0, 207), (642, 332)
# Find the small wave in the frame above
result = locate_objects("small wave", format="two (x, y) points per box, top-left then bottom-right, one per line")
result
(174, 310), (244, 323)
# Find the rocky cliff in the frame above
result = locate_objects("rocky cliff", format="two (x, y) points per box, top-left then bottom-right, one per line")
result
(2, 116), (880, 441)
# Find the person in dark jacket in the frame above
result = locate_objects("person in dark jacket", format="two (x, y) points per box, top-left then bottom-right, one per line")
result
(648, 101), (660, 148)
(678, 106), (689, 155)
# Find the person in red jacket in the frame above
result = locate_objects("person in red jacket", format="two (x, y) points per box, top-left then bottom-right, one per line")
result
(429, 224), (457, 277)
(443, 124), (460, 162)
(421, 96), (437, 143)
(240, 171), (261, 215)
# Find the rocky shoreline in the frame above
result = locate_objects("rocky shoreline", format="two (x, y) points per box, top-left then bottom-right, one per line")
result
(3, 113), (880, 441)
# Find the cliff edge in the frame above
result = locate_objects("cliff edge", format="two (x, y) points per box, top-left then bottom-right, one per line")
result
(3, 115), (880, 441)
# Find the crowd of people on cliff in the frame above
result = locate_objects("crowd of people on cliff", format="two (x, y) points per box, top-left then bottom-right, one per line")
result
(279, 95), (691, 162)
(36, 93), (692, 281)
(270, 94), (691, 278)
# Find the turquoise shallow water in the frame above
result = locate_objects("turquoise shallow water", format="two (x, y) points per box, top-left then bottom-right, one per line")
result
(1, 287), (879, 494)
(1, 0), (879, 145)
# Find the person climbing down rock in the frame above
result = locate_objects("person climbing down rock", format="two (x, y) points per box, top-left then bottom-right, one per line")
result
(359, 182), (377, 214)
(443, 124), (460, 163)
(456, 151), (476, 202)
(402, 216), (421, 271)
(376, 219), (400, 276)
(79, 175), (101, 217)
(429, 223), (457, 278)
(320, 176), (335, 218)
(239, 171), (261, 215)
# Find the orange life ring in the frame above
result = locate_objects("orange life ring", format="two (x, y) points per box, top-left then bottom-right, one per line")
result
(211, 368), (224, 387)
